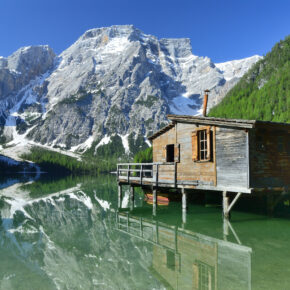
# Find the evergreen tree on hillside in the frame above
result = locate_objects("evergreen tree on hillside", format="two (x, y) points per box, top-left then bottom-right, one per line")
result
(209, 35), (290, 123)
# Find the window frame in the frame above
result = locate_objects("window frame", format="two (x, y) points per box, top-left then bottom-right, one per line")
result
(166, 144), (175, 162)
(163, 143), (180, 163)
(192, 126), (213, 162)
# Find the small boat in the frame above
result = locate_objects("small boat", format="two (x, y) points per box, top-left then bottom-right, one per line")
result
(145, 193), (169, 206)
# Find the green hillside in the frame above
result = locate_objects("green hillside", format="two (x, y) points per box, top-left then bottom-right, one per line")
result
(209, 35), (290, 123)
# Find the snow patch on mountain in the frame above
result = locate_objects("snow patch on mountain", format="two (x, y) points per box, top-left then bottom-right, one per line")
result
(0, 25), (261, 157)
(170, 94), (201, 115)
(216, 55), (262, 81)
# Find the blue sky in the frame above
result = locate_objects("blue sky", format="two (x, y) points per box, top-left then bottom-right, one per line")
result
(0, 0), (289, 62)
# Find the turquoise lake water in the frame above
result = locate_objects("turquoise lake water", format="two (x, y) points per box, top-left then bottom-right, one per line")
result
(0, 174), (290, 289)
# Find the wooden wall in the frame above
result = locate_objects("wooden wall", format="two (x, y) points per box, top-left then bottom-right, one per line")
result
(249, 127), (290, 188)
(152, 126), (176, 182)
(152, 123), (251, 190)
(215, 127), (248, 189)
(176, 123), (216, 185)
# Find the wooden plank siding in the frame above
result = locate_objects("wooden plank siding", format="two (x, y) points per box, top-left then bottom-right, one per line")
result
(176, 123), (216, 185)
(153, 123), (217, 186)
(149, 116), (289, 193)
(215, 127), (248, 189)
(152, 122), (252, 192)
(153, 126), (176, 182)
(249, 127), (290, 188)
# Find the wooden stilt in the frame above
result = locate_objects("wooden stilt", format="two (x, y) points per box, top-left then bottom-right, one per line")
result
(181, 188), (187, 226)
(130, 186), (134, 210)
(118, 184), (122, 208)
(223, 191), (229, 219)
(182, 188), (187, 210)
(223, 217), (229, 241)
(153, 187), (157, 216)
(153, 187), (157, 205)
(223, 191), (242, 219)
(130, 186), (135, 202)
(182, 209), (187, 225)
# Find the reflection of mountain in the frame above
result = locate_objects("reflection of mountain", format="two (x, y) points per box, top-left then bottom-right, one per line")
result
(0, 178), (163, 290)
(2, 174), (290, 289)
(117, 212), (252, 290)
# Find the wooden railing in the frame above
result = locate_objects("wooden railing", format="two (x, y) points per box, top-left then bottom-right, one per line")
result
(117, 162), (176, 186)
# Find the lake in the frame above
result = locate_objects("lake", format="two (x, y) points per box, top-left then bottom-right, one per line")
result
(0, 174), (290, 289)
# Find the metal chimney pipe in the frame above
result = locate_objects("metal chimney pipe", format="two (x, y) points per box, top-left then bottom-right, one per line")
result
(203, 89), (210, 117)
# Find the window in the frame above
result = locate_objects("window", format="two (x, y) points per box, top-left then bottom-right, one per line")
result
(163, 144), (180, 162)
(192, 126), (213, 162)
(166, 144), (175, 162)
(198, 262), (215, 290)
(166, 250), (175, 271)
(199, 130), (208, 161)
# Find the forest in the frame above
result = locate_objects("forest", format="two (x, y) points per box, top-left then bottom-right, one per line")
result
(209, 35), (290, 123)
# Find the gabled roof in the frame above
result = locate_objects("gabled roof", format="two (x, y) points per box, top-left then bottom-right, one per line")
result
(148, 115), (290, 141)
(148, 123), (175, 141)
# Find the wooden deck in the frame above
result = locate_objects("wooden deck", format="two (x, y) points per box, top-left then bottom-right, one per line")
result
(117, 162), (198, 188)
(117, 162), (251, 193)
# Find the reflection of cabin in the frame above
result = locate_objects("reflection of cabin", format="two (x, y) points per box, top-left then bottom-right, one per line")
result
(116, 212), (252, 290)
(117, 115), (289, 216)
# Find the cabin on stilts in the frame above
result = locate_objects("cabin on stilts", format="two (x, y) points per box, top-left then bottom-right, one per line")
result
(117, 95), (290, 218)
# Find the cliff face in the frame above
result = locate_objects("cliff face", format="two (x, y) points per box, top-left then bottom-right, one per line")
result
(0, 25), (261, 154)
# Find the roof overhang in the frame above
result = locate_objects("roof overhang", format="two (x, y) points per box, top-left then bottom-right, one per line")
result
(148, 123), (175, 141)
(167, 115), (256, 129)
(148, 115), (290, 141)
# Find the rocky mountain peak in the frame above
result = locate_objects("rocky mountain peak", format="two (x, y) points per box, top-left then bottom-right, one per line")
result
(0, 45), (56, 101)
(0, 25), (262, 156)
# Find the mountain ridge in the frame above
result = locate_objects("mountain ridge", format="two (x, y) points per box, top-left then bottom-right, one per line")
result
(0, 25), (261, 159)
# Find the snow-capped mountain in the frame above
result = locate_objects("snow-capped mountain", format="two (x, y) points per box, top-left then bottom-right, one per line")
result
(0, 25), (261, 155)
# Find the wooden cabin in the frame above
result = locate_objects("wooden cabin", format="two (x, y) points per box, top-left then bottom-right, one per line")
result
(117, 115), (289, 217)
(148, 115), (290, 193)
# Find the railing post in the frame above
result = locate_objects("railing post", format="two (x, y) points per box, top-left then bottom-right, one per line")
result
(117, 164), (119, 180)
(127, 164), (130, 183)
(140, 164), (143, 185)
(155, 164), (159, 187)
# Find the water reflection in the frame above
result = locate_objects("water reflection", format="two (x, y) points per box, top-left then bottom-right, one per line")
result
(116, 211), (251, 290)
(0, 174), (290, 289)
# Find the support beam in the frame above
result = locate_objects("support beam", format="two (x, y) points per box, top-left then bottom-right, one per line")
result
(153, 203), (157, 216)
(118, 184), (122, 208)
(223, 191), (229, 219)
(130, 186), (135, 210)
(228, 192), (242, 213)
(223, 191), (242, 219)
(182, 209), (187, 226)
(152, 187), (157, 216)
(182, 188), (187, 226)
(223, 217), (242, 245)
(182, 188), (187, 210)
(223, 217), (229, 241)
(153, 187), (157, 205)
